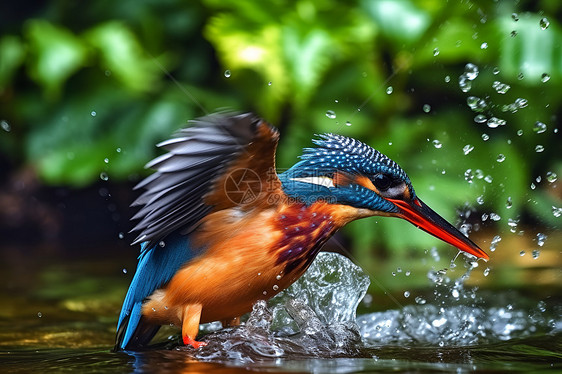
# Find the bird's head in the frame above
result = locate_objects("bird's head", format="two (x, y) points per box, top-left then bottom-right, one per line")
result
(279, 133), (489, 261)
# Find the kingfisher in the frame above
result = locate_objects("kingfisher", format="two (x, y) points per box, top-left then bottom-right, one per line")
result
(114, 112), (489, 351)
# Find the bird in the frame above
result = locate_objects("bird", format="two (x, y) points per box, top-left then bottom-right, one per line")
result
(114, 112), (489, 351)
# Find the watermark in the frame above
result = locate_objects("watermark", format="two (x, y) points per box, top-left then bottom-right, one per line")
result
(223, 168), (262, 205)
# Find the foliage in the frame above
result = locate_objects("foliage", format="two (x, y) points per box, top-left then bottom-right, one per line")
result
(1, 0), (561, 268)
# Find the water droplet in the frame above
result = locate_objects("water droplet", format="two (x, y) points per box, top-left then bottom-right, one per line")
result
(492, 80), (510, 94)
(116, 147), (122, 153)
(118, 232), (124, 239)
(510, 30), (518, 37)
(99, 172), (109, 181)
(464, 63), (479, 80)
(268, 81), (272, 86)
(475, 169), (484, 179)
(451, 289), (460, 298)
(496, 154), (506, 162)
(508, 218), (519, 232)
(490, 213), (501, 221)
(487, 117), (506, 128)
(490, 235), (501, 251)
(325, 110), (336, 119)
(272, 285), (279, 291)
(122, 268), (127, 274)
(423, 104), (431, 113)
(535, 145), (544, 152)
(480, 42), (488, 49)
(493, 67), (500, 75)
(276, 274), (282, 280)
(515, 98), (528, 108)
(1, 120), (10, 132)
(517, 72), (524, 80)
(403, 291), (410, 298)
(537, 300), (547, 313)
(432, 139), (442, 149)
(517, 129), (523, 136)
(467, 96), (479, 109)
(536, 233), (547, 247)
(481, 133), (489, 141)
(474, 114), (487, 123)
(541, 73), (550, 83)
(553, 206), (562, 217)
(345, 121), (352, 127)
(415, 296), (426, 305)
(476, 195), (485, 205)
(386, 86), (393, 95)
(159, 241), (166, 247)
(459, 75), (472, 92)
(91, 111), (97, 117)
(433, 48), (440, 56)
(506, 196), (513, 209)
(519, 250), (525, 257)
(405, 271), (411, 276)
(37, 312), (42, 318)
(511, 13), (519, 21)
(444, 75), (451, 83)
(224, 70), (231, 78)
(484, 175), (493, 183)
(540, 17), (550, 30)
(464, 169), (474, 183)
(546, 171), (557, 183)
(104, 158), (109, 164)
(105, 70), (111, 76)
(533, 121), (547, 134)
(463, 144), (474, 155)
(483, 267), (490, 276)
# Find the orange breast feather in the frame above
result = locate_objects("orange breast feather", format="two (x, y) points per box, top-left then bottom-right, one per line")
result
(143, 201), (370, 326)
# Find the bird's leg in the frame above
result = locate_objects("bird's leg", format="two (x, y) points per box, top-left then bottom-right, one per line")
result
(181, 304), (206, 348)
(221, 316), (241, 328)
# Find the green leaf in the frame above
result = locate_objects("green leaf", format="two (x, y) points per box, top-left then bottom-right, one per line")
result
(0, 35), (26, 90)
(25, 20), (88, 97)
(361, 0), (430, 45)
(84, 21), (161, 92)
(497, 13), (562, 83)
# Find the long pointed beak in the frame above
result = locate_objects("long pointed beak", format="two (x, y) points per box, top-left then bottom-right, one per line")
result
(387, 197), (489, 261)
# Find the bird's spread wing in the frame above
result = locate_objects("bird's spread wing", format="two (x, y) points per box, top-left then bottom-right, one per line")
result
(116, 112), (281, 350)
(130, 112), (281, 248)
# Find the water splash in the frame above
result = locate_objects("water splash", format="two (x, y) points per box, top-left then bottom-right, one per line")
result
(174, 253), (560, 361)
(359, 261), (559, 347)
(193, 253), (368, 359)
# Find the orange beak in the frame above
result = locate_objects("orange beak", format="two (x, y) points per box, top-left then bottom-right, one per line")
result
(387, 197), (489, 261)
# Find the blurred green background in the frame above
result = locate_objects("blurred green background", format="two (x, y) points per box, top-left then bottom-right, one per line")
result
(1, 0), (561, 303)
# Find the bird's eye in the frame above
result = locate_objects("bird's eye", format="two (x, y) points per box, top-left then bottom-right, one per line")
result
(373, 173), (392, 191)
(372, 173), (407, 198)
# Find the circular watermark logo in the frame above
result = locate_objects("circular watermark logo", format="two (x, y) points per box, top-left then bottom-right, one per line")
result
(224, 168), (262, 205)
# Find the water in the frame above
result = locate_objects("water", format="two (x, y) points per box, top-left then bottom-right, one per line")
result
(1, 252), (560, 373)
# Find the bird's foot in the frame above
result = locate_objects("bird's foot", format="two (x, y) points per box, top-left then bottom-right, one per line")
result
(183, 335), (207, 349)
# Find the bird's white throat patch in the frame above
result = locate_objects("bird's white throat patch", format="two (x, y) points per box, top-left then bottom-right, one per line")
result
(290, 176), (335, 188)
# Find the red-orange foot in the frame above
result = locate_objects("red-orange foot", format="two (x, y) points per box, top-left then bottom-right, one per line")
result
(183, 335), (207, 349)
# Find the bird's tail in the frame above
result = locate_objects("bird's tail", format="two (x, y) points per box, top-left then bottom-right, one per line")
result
(113, 313), (160, 352)
(113, 235), (193, 351)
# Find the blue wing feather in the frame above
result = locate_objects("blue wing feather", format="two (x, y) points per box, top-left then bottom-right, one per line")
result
(115, 233), (198, 350)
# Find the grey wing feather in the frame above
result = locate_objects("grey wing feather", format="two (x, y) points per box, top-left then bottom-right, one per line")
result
(130, 112), (262, 248)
